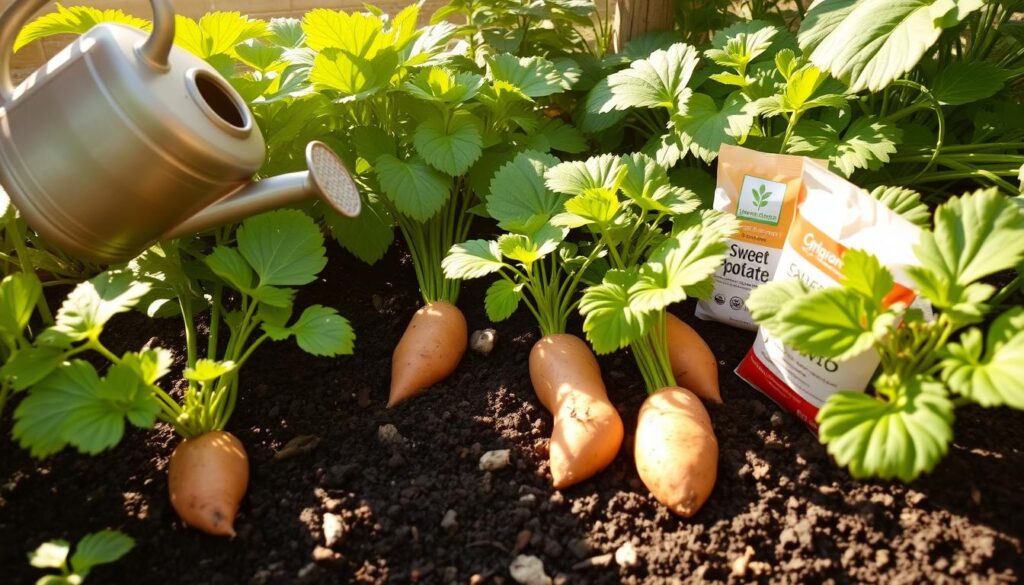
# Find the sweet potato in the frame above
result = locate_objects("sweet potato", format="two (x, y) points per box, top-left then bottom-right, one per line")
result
(389, 302), (467, 407)
(634, 387), (717, 517)
(168, 431), (249, 536)
(530, 334), (623, 489)
(666, 313), (721, 402)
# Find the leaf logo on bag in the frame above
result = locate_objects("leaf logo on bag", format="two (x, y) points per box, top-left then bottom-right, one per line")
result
(737, 176), (786, 225)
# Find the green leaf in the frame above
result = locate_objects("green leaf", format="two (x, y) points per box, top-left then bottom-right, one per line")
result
(787, 116), (901, 177)
(234, 39), (284, 71)
(13, 360), (158, 457)
(1, 346), (65, 391)
(931, 61), (1006, 105)
(527, 119), (587, 154)
(498, 224), (567, 266)
(545, 154), (626, 196)
(442, 240), (505, 279)
(352, 126), (397, 164)
(262, 305), (355, 357)
(376, 154), (451, 221)
(771, 287), (881, 360)
(580, 78), (630, 133)
(672, 93), (754, 163)
(631, 218), (735, 312)
(941, 307), (1024, 409)
(0, 272), (41, 338)
(302, 8), (383, 55)
(237, 210), (327, 287)
(705, 26), (777, 70)
(797, 0), (858, 53)
(50, 273), (150, 343)
(29, 539), (70, 570)
(818, 376), (954, 482)
(842, 249), (894, 306)
(204, 246), (254, 292)
(604, 43), (700, 111)
(485, 280), (523, 322)
(486, 54), (566, 98)
(747, 278), (810, 331)
(70, 530), (135, 577)
(175, 12), (267, 59)
(404, 67), (483, 103)
(867, 186), (931, 228)
(909, 189), (1024, 310)
(486, 151), (564, 233)
(556, 188), (621, 228)
(119, 348), (172, 387)
(16, 5), (151, 52)
(268, 17), (305, 48)
(310, 47), (397, 101)
(325, 194), (394, 265)
(414, 111), (484, 176)
(184, 359), (236, 383)
(579, 270), (651, 354)
(804, 0), (984, 92)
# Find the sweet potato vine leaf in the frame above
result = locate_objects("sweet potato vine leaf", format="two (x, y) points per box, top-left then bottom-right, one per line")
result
(672, 93), (754, 164)
(69, 530), (135, 577)
(414, 111), (484, 176)
(579, 269), (652, 355)
(486, 151), (564, 233)
(262, 305), (355, 357)
(800, 0), (985, 92)
(13, 358), (162, 458)
(46, 272), (151, 344)
(867, 186), (931, 228)
(442, 240), (506, 279)
(788, 115), (901, 177)
(941, 307), (1024, 409)
(817, 376), (954, 482)
(375, 155), (451, 221)
(604, 43), (700, 111)
(908, 188), (1024, 312)
(237, 210), (328, 287)
(486, 54), (570, 98)
(15, 4), (151, 52)
(0, 272), (40, 339)
(485, 280), (524, 322)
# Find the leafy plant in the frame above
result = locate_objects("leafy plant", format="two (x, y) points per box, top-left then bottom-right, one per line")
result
(541, 152), (736, 392)
(7, 211), (354, 456)
(443, 151), (594, 334)
(747, 188), (1024, 481)
(28, 529), (134, 585)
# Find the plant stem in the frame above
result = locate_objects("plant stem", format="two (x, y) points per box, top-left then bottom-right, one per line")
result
(6, 218), (53, 325)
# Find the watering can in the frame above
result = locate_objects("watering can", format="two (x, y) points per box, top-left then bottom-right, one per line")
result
(0, 0), (361, 264)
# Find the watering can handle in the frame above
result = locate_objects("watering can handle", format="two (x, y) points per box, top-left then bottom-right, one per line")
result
(0, 0), (176, 102)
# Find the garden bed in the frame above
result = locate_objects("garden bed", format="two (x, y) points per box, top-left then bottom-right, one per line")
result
(1, 240), (1021, 584)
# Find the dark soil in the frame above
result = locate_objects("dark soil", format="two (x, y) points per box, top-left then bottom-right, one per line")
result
(1, 239), (1022, 585)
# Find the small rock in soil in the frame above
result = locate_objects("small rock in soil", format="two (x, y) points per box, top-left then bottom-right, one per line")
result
(509, 555), (552, 585)
(312, 545), (339, 564)
(323, 512), (345, 547)
(731, 545), (756, 577)
(378, 424), (407, 447)
(614, 542), (638, 568)
(572, 553), (614, 570)
(273, 435), (321, 461)
(770, 411), (784, 428)
(441, 509), (458, 533)
(470, 329), (498, 356)
(542, 537), (563, 558)
(479, 449), (511, 471)
(514, 529), (532, 554)
(567, 538), (593, 559)
(357, 387), (371, 408)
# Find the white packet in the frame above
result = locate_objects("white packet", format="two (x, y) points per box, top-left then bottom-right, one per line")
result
(735, 159), (926, 428)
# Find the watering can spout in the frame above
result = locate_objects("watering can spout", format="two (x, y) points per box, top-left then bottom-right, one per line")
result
(161, 141), (361, 240)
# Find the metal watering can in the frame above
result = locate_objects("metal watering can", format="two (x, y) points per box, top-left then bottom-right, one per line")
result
(0, 0), (361, 264)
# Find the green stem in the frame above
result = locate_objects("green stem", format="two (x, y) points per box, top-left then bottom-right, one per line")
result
(7, 218), (53, 325)
(0, 379), (10, 418)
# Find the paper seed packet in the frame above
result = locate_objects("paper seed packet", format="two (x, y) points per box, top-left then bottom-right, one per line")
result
(695, 144), (816, 330)
(735, 159), (928, 428)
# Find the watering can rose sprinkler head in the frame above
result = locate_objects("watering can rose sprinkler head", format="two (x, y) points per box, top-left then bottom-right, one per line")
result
(0, 0), (360, 265)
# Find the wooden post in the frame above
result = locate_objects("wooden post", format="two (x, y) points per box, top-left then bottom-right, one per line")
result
(613, 0), (674, 53)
